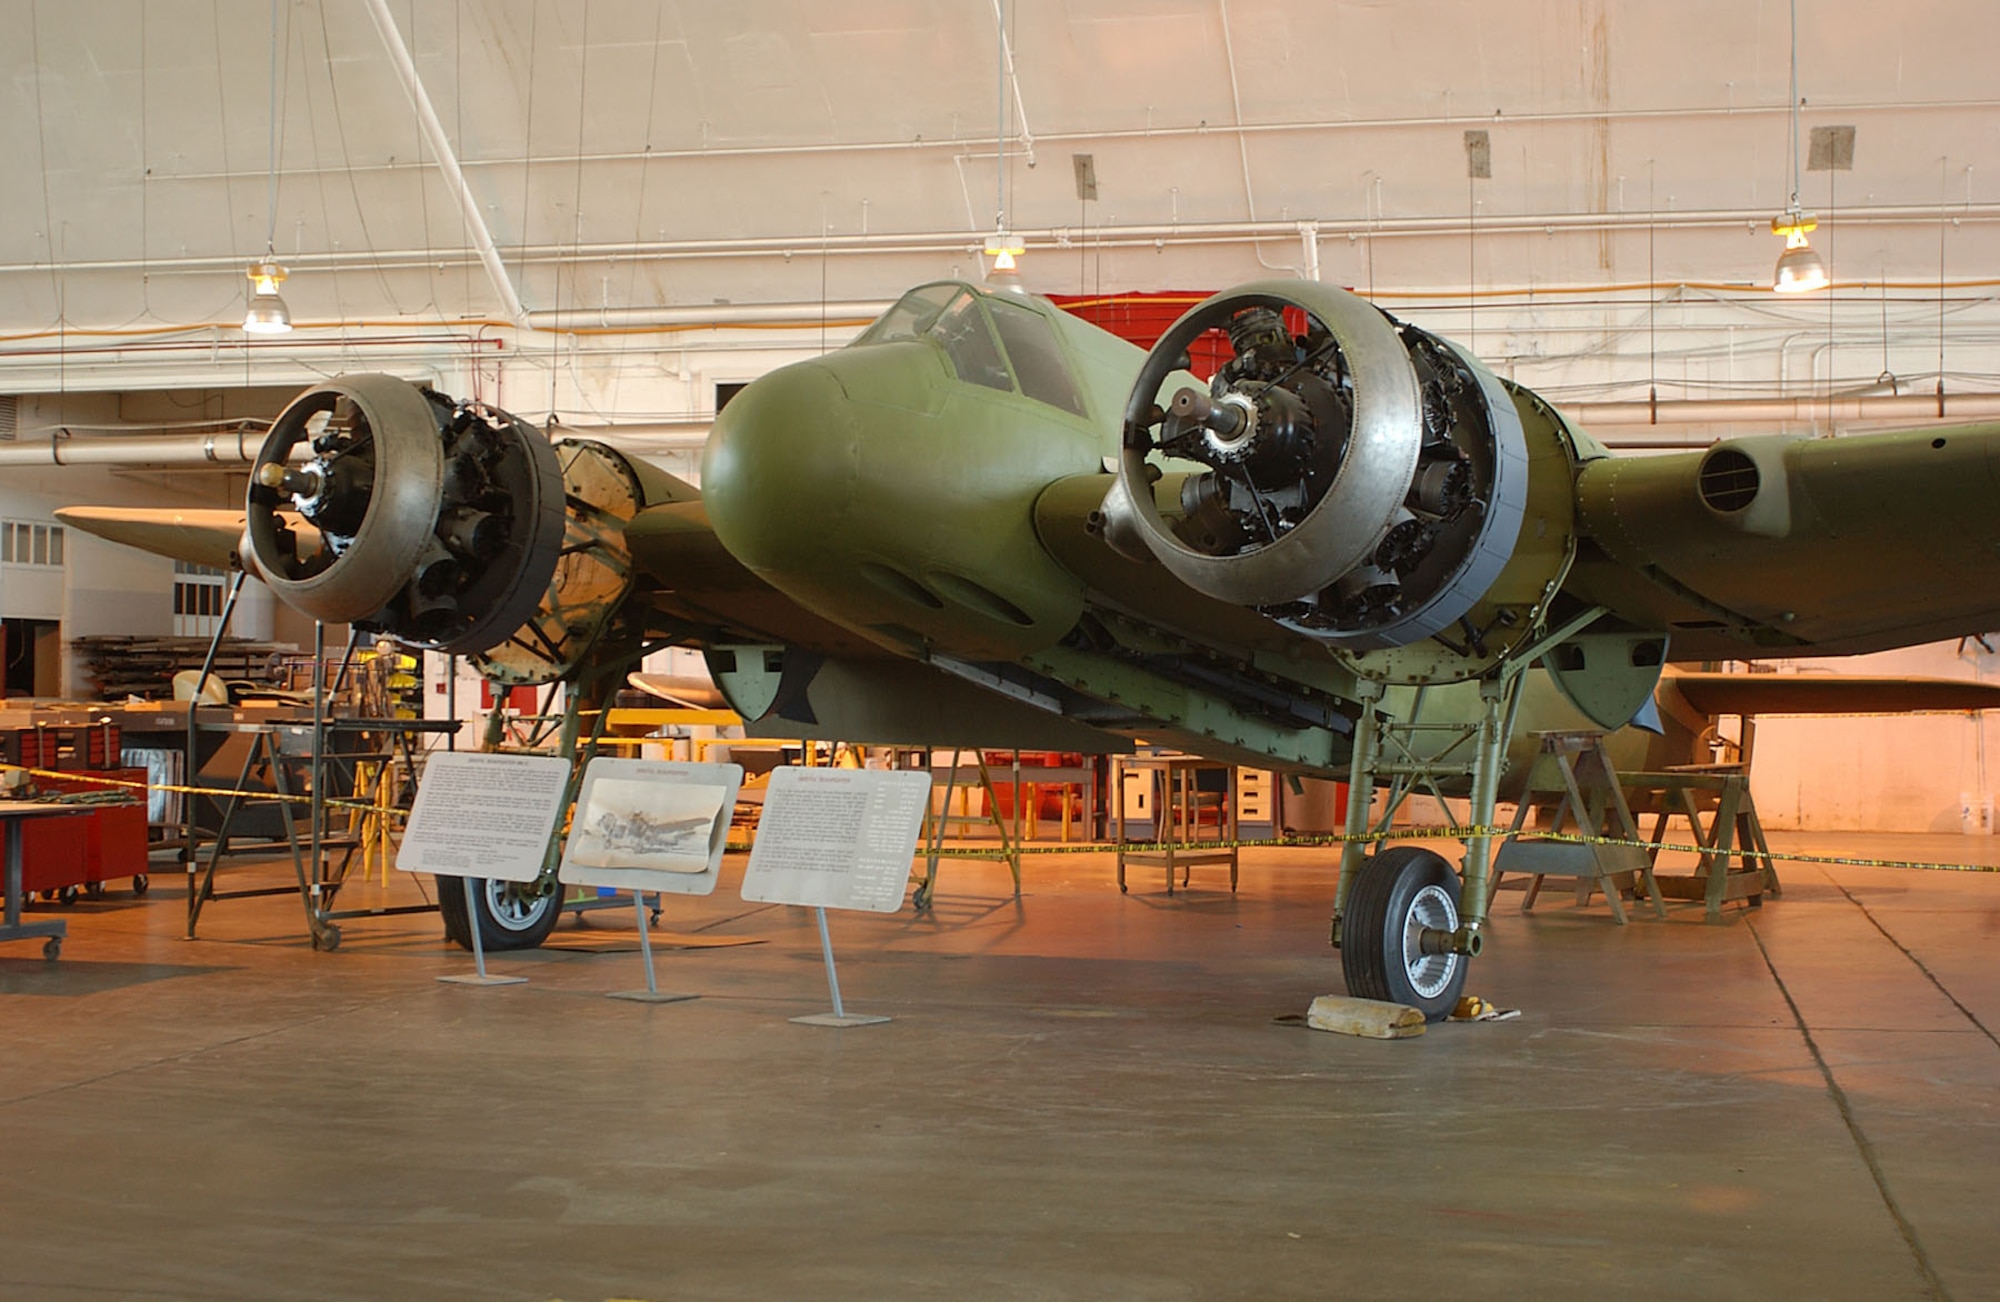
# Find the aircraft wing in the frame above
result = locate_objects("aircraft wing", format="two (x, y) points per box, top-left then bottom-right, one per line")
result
(1034, 428), (2000, 670)
(53, 506), (266, 571)
(1563, 425), (2000, 660)
(1662, 670), (2000, 716)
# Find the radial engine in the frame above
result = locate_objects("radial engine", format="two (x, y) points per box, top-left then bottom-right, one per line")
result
(242, 375), (650, 684)
(1107, 282), (1542, 659)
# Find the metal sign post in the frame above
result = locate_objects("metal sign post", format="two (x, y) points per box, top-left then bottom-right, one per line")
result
(607, 891), (698, 1004)
(794, 904), (886, 1028)
(442, 878), (526, 987)
(739, 767), (933, 1028)
(397, 751), (573, 989)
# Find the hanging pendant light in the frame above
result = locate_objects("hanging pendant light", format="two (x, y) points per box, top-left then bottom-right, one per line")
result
(1771, 0), (1827, 294)
(984, 2), (1026, 281)
(243, 260), (293, 333)
(1772, 216), (1828, 294)
(983, 232), (1025, 274)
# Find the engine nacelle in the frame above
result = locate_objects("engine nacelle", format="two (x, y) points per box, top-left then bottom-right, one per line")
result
(246, 375), (565, 652)
(1112, 282), (1528, 651)
(244, 376), (643, 684)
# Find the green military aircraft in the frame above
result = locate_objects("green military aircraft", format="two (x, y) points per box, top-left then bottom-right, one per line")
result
(58, 277), (2000, 1018)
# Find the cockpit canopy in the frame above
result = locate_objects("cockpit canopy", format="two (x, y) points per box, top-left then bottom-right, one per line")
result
(855, 282), (1088, 418)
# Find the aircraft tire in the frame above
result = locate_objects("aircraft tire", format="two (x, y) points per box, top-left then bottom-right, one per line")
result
(436, 875), (563, 952)
(1340, 846), (1469, 1021)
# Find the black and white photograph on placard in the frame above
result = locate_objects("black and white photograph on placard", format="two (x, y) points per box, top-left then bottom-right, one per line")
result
(567, 777), (730, 876)
(558, 758), (744, 897)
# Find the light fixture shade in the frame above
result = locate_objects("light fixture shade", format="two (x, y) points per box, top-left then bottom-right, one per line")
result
(1770, 216), (1828, 294)
(984, 231), (1025, 273)
(243, 291), (293, 334)
(1772, 242), (1829, 294)
(243, 260), (293, 334)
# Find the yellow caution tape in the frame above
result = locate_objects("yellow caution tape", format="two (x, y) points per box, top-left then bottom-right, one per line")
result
(887, 823), (2000, 875)
(11, 761), (1995, 875)
(1, 762), (400, 819)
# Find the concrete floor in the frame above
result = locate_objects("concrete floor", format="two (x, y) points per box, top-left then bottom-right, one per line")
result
(1, 832), (1997, 1301)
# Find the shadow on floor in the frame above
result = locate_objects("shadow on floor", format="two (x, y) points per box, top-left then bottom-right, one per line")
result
(0, 957), (236, 996)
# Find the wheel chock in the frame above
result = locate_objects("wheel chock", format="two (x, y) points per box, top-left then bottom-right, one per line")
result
(1304, 994), (1427, 1039)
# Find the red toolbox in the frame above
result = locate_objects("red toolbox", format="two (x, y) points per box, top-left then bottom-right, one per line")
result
(2, 723), (123, 771)
(19, 768), (150, 897)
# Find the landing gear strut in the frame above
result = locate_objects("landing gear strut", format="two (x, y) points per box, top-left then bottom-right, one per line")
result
(1329, 607), (1611, 1019)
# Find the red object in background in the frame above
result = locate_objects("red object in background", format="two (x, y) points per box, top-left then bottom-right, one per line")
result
(980, 751), (1088, 821)
(1049, 292), (1225, 378)
(1047, 292), (1310, 382)
(479, 681), (540, 712)
(1, 724), (123, 771)
(19, 768), (149, 893)
(21, 814), (90, 894)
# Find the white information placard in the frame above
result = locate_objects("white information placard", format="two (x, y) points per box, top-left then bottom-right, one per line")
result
(396, 751), (572, 883)
(740, 767), (932, 912)
(558, 757), (744, 896)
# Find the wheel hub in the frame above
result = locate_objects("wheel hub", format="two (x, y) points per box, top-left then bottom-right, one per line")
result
(482, 878), (555, 932)
(1399, 882), (1462, 1000)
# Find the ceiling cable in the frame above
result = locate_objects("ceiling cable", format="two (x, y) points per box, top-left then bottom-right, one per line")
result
(1788, 0), (1802, 215)
(263, 0), (279, 259)
(995, 0), (1005, 233)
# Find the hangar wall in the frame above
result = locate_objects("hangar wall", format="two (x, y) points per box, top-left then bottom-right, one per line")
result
(1748, 641), (2000, 834)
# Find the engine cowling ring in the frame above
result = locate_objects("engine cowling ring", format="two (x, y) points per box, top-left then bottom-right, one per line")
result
(246, 375), (445, 624)
(1117, 283), (1530, 653)
(1278, 334), (1529, 651)
(1117, 281), (1423, 609)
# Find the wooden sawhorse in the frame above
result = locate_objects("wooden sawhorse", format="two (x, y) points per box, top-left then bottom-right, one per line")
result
(1492, 730), (1666, 923)
(1622, 766), (1781, 922)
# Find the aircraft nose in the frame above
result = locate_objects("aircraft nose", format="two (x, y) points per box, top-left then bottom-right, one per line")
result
(702, 360), (860, 573)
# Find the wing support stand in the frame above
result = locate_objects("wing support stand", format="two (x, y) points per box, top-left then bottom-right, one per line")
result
(182, 568), (250, 930)
(909, 750), (1019, 911)
(1331, 606), (1609, 958)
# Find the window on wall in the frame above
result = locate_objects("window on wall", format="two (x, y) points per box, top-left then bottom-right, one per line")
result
(0, 520), (65, 568)
(173, 560), (228, 638)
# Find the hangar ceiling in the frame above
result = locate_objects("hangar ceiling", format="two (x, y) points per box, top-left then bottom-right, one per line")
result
(2, 0), (1998, 436)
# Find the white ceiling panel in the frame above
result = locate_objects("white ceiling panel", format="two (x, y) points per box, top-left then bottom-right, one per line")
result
(0, 0), (1995, 420)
